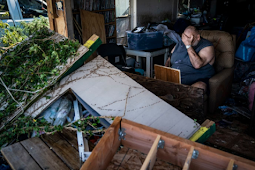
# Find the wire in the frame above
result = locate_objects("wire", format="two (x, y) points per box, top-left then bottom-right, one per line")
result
(0, 77), (24, 113)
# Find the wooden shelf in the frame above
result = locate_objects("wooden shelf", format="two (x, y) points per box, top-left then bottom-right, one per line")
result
(92, 8), (115, 13)
(106, 35), (116, 39)
(105, 21), (116, 25)
(72, 11), (79, 15)
(73, 6), (117, 43)
(72, 8), (115, 15)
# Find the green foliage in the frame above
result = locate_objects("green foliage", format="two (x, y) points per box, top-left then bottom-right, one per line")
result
(0, 116), (51, 148)
(0, 115), (105, 149)
(0, 16), (49, 47)
(1, 25), (27, 46)
(0, 16), (94, 149)
(0, 27), (80, 124)
(20, 16), (49, 36)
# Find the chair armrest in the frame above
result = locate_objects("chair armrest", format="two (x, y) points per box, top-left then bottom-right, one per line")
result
(208, 67), (234, 113)
(209, 68), (234, 85)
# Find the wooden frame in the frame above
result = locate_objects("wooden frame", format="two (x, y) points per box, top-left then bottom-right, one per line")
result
(81, 117), (255, 170)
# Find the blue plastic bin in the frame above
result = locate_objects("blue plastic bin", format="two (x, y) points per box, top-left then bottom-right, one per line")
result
(126, 31), (163, 50)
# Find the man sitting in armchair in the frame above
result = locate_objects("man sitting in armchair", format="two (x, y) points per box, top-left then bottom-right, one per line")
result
(165, 26), (215, 92)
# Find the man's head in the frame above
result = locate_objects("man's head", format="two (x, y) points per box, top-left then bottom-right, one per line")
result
(182, 26), (200, 46)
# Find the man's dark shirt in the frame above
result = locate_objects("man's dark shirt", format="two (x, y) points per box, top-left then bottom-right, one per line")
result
(171, 37), (215, 85)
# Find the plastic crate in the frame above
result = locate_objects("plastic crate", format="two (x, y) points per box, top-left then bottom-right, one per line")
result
(126, 31), (163, 50)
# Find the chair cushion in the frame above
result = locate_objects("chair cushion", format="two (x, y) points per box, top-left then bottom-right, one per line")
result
(199, 30), (235, 72)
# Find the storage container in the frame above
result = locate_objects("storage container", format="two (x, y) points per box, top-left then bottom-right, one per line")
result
(126, 31), (163, 50)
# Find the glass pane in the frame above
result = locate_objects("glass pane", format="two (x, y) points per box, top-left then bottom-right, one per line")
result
(0, 0), (11, 19)
(116, 0), (129, 17)
(116, 17), (130, 38)
(116, 17), (130, 45)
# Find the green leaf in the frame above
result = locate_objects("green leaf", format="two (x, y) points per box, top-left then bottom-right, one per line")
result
(45, 96), (51, 100)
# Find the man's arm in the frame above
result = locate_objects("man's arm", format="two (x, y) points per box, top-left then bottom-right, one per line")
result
(182, 34), (214, 69)
(187, 46), (215, 69)
(165, 46), (176, 67)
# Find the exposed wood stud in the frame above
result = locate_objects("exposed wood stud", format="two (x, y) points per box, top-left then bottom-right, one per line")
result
(182, 146), (195, 170)
(140, 135), (161, 170)
(226, 159), (238, 170)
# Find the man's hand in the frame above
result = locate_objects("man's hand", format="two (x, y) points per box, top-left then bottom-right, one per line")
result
(182, 33), (193, 46)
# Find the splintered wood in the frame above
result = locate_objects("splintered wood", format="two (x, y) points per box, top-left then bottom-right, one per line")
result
(106, 146), (181, 170)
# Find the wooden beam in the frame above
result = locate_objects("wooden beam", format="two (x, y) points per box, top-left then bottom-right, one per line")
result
(140, 135), (161, 170)
(120, 118), (255, 170)
(53, 0), (68, 37)
(80, 117), (122, 170)
(182, 146), (195, 170)
(46, 0), (55, 31)
(65, 0), (74, 39)
(226, 159), (235, 170)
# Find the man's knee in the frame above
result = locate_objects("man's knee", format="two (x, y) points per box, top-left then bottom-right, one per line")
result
(191, 81), (207, 91)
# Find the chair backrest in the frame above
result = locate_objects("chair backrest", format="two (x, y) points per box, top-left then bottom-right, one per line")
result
(97, 43), (127, 67)
(199, 30), (236, 73)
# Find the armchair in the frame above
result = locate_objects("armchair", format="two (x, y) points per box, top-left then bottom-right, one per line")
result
(200, 30), (236, 113)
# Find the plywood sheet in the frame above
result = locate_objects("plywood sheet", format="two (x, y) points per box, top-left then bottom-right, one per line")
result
(154, 64), (181, 84)
(80, 10), (106, 44)
(25, 56), (200, 139)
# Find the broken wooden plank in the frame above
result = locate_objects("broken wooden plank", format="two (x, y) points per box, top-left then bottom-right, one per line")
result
(1, 142), (41, 170)
(21, 137), (69, 170)
(41, 133), (80, 170)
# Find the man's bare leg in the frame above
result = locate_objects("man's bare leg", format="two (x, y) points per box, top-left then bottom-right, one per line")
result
(191, 81), (207, 92)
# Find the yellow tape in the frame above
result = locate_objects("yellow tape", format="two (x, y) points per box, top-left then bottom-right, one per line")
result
(83, 39), (95, 48)
(189, 127), (209, 142)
